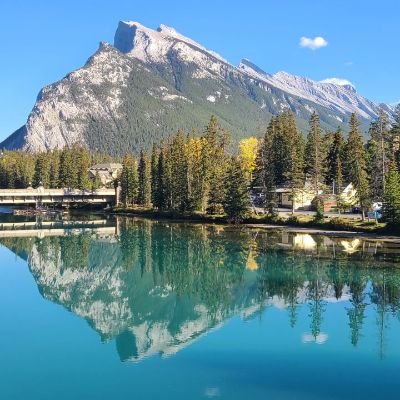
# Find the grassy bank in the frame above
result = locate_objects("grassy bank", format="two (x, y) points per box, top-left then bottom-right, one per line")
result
(109, 207), (400, 236)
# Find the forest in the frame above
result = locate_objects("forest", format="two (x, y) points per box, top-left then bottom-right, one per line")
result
(1, 105), (400, 224)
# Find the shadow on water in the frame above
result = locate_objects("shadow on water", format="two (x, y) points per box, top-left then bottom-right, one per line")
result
(1, 216), (400, 362)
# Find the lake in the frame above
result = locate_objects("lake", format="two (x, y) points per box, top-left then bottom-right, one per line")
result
(0, 215), (399, 399)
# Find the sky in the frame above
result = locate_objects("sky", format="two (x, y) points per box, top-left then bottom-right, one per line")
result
(0, 0), (399, 141)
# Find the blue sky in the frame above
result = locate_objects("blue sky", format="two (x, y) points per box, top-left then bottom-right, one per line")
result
(0, 0), (399, 141)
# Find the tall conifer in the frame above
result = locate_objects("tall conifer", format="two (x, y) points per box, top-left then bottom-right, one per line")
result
(346, 114), (370, 219)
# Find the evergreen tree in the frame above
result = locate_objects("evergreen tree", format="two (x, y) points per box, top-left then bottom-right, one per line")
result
(325, 128), (344, 194)
(59, 148), (79, 188)
(154, 148), (167, 210)
(49, 150), (61, 188)
(150, 144), (159, 206)
(346, 113), (370, 219)
(283, 111), (305, 213)
(271, 116), (288, 186)
(367, 108), (392, 200)
(253, 119), (277, 214)
(305, 111), (324, 194)
(137, 150), (152, 207)
(120, 154), (138, 206)
(33, 153), (51, 187)
(367, 129), (381, 200)
(382, 163), (400, 225)
(391, 104), (400, 170)
(203, 116), (230, 215)
(186, 135), (207, 212)
(169, 131), (189, 211)
(224, 157), (249, 223)
(76, 146), (92, 189)
(91, 171), (103, 190)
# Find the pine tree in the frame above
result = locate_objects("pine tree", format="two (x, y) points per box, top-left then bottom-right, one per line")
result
(76, 146), (92, 189)
(120, 154), (138, 207)
(325, 128), (344, 193)
(224, 157), (249, 223)
(367, 108), (392, 200)
(91, 171), (103, 190)
(33, 152), (51, 187)
(391, 104), (400, 170)
(283, 111), (305, 214)
(305, 111), (324, 194)
(169, 131), (188, 211)
(253, 119), (277, 214)
(186, 135), (207, 212)
(59, 147), (79, 188)
(382, 163), (400, 226)
(346, 113), (370, 219)
(49, 150), (60, 188)
(154, 148), (167, 210)
(271, 116), (288, 186)
(150, 144), (159, 206)
(367, 128), (381, 200)
(137, 150), (152, 207)
(203, 116), (230, 215)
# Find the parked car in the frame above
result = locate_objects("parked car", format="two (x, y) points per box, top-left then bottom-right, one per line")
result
(368, 210), (382, 220)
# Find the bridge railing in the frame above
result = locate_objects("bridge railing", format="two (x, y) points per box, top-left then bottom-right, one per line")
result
(0, 188), (115, 196)
(0, 187), (117, 205)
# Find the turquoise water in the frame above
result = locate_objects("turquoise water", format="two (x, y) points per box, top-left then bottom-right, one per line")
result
(0, 217), (399, 399)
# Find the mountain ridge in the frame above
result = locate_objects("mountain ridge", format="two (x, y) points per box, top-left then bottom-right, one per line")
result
(1, 20), (395, 155)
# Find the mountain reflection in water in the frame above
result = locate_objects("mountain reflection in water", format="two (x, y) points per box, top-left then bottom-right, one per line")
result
(2, 217), (400, 362)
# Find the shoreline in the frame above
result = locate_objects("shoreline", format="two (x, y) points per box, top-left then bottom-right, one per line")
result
(108, 208), (400, 242)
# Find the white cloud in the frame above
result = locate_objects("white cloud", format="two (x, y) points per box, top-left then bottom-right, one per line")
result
(344, 61), (353, 67)
(299, 36), (328, 50)
(321, 77), (355, 89)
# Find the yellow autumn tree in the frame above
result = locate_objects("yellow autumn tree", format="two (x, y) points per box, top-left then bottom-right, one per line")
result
(238, 137), (259, 182)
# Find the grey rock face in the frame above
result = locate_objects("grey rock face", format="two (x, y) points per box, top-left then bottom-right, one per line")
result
(1, 21), (394, 154)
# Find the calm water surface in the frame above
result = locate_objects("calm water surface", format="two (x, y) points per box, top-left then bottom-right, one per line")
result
(0, 215), (399, 399)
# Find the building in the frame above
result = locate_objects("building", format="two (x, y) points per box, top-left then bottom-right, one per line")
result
(88, 163), (123, 187)
(317, 183), (358, 212)
(275, 180), (323, 211)
(252, 182), (358, 212)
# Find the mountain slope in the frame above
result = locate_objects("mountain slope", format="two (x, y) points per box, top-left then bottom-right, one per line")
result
(1, 20), (394, 155)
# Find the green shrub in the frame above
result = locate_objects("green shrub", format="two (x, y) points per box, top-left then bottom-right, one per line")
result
(313, 209), (325, 224)
(326, 217), (351, 230)
(286, 215), (300, 226)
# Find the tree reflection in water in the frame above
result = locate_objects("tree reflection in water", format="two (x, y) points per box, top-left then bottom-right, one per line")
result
(2, 217), (400, 361)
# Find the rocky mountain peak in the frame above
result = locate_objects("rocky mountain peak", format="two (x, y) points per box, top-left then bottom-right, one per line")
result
(1, 19), (395, 154)
(238, 59), (272, 79)
(320, 77), (357, 93)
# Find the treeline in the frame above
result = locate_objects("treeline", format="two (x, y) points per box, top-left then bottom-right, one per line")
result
(119, 115), (249, 222)
(2, 105), (400, 223)
(120, 106), (400, 223)
(0, 144), (112, 190)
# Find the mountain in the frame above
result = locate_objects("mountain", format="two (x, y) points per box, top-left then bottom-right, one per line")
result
(1, 21), (395, 155)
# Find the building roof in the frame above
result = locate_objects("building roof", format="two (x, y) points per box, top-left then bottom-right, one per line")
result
(90, 163), (122, 171)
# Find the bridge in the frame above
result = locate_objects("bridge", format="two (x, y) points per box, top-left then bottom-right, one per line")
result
(0, 219), (119, 239)
(0, 186), (120, 207)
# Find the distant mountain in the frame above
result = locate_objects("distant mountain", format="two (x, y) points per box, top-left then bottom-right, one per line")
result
(1, 21), (395, 155)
